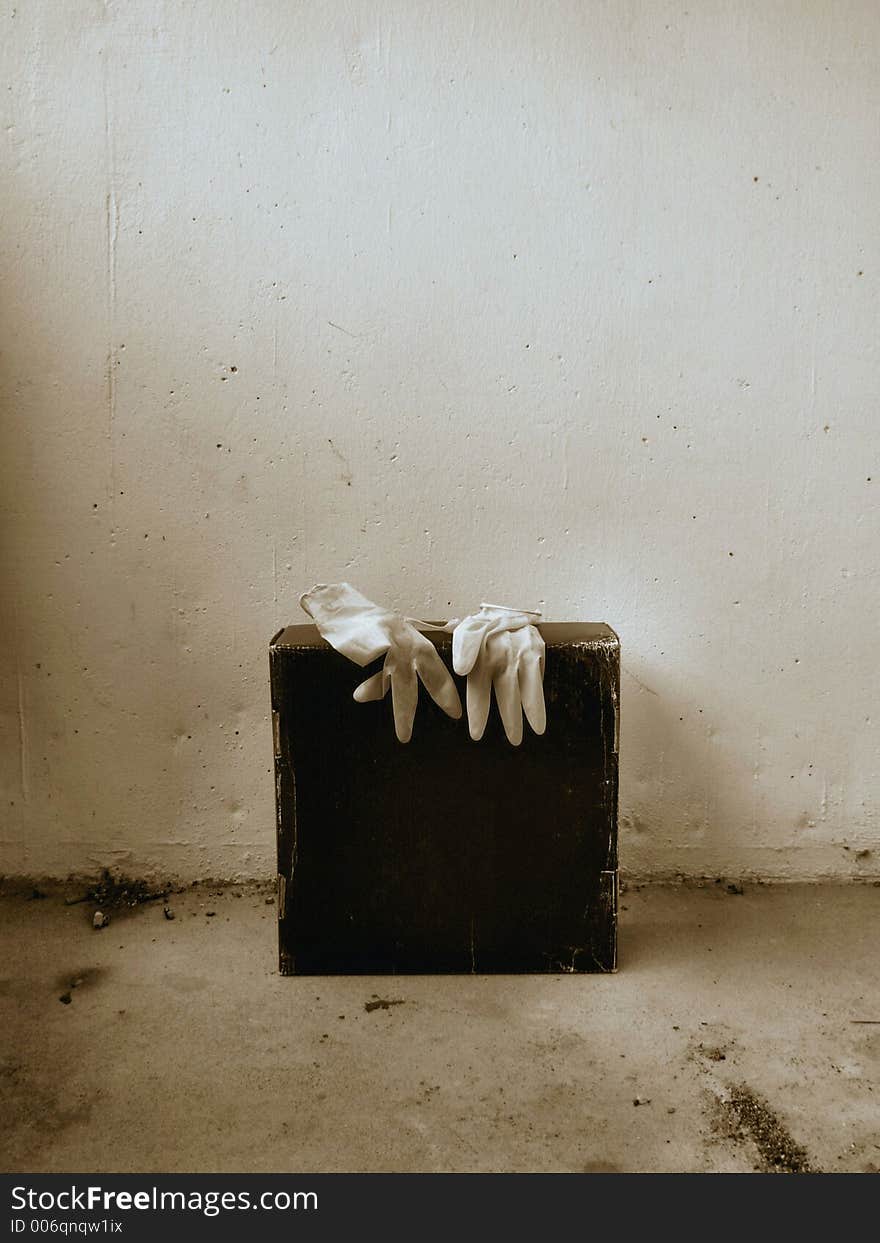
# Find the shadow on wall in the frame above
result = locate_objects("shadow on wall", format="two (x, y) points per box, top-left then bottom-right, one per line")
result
(619, 664), (761, 882)
(618, 657), (875, 883)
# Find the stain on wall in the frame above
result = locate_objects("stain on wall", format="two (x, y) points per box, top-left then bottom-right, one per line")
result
(0, 1), (877, 880)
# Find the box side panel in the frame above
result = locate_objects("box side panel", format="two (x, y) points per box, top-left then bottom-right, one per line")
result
(270, 644), (297, 975)
(273, 633), (619, 974)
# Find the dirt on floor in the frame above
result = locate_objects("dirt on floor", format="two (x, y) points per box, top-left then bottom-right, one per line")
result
(0, 879), (876, 1173)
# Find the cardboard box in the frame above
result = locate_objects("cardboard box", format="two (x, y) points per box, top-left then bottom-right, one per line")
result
(270, 622), (619, 973)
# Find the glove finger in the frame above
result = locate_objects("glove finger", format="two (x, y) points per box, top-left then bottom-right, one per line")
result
(452, 616), (491, 675)
(353, 669), (389, 703)
(518, 650), (546, 735)
(415, 648), (462, 719)
(466, 658), (493, 741)
(390, 661), (419, 744)
(492, 647), (524, 746)
(508, 624), (546, 735)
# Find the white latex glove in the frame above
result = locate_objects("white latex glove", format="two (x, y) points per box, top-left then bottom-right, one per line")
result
(299, 583), (462, 743)
(452, 604), (546, 745)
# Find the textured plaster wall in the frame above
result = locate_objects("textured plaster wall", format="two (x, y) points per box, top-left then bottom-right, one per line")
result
(1, 1), (877, 881)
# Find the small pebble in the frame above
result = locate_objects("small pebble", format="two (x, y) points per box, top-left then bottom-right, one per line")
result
(163, 906), (175, 920)
(93, 910), (110, 929)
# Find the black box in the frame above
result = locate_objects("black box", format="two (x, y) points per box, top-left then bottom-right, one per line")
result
(270, 622), (619, 974)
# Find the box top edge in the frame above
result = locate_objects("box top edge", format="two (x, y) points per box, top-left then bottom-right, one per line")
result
(271, 621), (619, 649)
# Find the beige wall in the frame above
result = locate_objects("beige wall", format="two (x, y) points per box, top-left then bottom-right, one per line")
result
(1, 1), (878, 880)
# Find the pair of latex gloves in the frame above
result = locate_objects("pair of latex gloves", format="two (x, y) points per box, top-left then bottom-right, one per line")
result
(300, 583), (546, 746)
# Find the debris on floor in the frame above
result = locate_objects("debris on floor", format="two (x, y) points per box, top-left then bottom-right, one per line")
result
(92, 911), (110, 930)
(56, 968), (103, 1007)
(2, 880), (876, 1174)
(163, 906), (175, 920)
(712, 877), (746, 895)
(66, 870), (168, 910)
(701, 1046), (727, 1062)
(716, 1084), (815, 1174)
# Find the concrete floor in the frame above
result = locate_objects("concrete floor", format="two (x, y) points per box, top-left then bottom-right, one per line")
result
(0, 880), (877, 1174)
